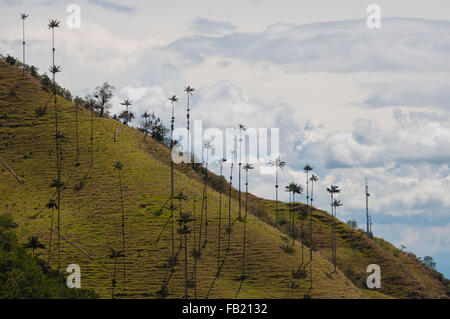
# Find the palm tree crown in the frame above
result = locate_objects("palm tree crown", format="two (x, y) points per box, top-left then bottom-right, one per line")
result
(48, 19), (60, 29)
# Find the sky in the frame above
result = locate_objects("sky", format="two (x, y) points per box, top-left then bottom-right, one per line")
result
(1, 0), (449, 278)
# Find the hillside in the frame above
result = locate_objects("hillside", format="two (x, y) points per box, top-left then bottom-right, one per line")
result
(0, 60), (448, 299)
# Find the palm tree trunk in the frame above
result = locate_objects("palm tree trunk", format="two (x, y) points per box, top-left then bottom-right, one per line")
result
(203, 151), (209, 247)
(75, 103), (79, 164)
(22, 19), (25, 74)
(310, 182), (314, 290)
(330, 193), (335, 272)
(170, 103), (175, 266)
(90, 103), (94, 167)
(192, 200), (198, 299)
(242, 170), (249, 280)
(118, 169), (126, 293)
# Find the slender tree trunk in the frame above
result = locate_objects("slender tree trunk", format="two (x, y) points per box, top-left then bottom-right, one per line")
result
(90, 103), (94, 167)
(238, 134), (242, 220)
(275, 167), (278, 226)
(292, 193), (295, 247)
(330, 193), (335, 272)
(203, 150), (209, 247)
(310, 181), (314, 290)
(112, 258), (117, 299)
(228, 163), (233, 251)
(170, 103), (175, 267)
(22, 19), (25, 74)
(193, 200), (197, 299)
(75, 104), (79, 164)
(48, 207), (54, 264)
(217, 165), (223, 273)
(118, 169), (126, 293)
(184, 231), (188, 298)
(242, 169), (249, 280)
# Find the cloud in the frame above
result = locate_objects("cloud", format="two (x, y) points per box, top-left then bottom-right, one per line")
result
(167, 18), (450, 73)
(191, 17), (236, 35)
(88, 0), (136, 13)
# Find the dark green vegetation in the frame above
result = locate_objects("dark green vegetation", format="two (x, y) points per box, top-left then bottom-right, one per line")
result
(0, 58), (449, 299)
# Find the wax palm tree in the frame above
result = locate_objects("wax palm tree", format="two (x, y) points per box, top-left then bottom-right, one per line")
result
(168, 94), (178, 267)
(303, 164), (313, 206)
(227, 150), (236, 251)
(332, 199), (343, 272)
(184, 86), (195, 164)
(292, 183), (303, 248)
(241, 163), (254, 281)
(200, 141), (214, 248)
(24, 236), (46, 256)
(217, 158), (226, 273)
(108, 248), (124, 299)
(20, 13), (29, 74)
(46, 199), (57, 263)
(177, 212), (193, 298)
(114, 161), (126, 292)
(48, 18), (62, 270)
(309, 174), (318, 290)
(268, 157), (286, 226)
(326, 185), (340, 273)
(237, 124), (247, 220)
(285, 183), (294, 239)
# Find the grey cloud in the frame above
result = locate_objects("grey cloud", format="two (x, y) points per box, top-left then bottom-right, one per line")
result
(88, 0), (136, 14)
(167, 18), (450, 73)
(191, 17), (236, 35)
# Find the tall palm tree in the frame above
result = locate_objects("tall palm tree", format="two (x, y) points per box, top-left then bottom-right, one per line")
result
(309, 174), (318, 290)
(177, 212), (193, 298)
(292, 183), (303, 248)
(326, 185), (340, 273)
(285, 183), (293, 240)
(48, 18), (62, 270)
(114, 161), (126, 293)
(242, 163), (254, 281)
(303, 164), (313, 206)
(191, 199), (200, 298)
(227, 150), (235, 251)
(24, 236), (46, 256)
(268, 157), (286, 226)
(108, 248), (124, 299)
(217, 158), (226, 273)
(20, 13), (29, 74)
(237, 124), (247, 220)
(200, 141), (213, 248)
(141, 111), (150, 140)
(168, 94), (178, 268)
(46, 199), (57, 263)
(332, 199), (343, 273)
(184, 86), (195, 164)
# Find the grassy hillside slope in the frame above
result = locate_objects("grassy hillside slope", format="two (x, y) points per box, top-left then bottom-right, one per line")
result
(0, 60), (447, 299)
